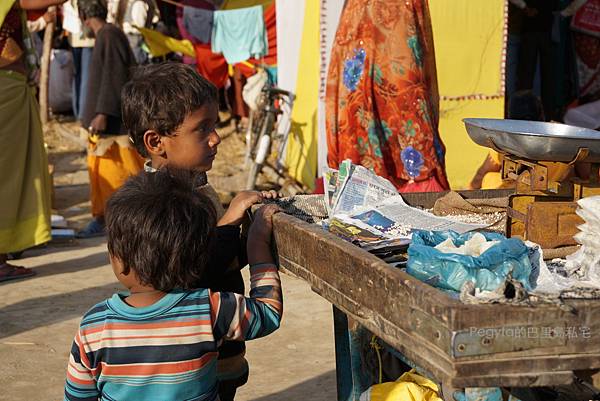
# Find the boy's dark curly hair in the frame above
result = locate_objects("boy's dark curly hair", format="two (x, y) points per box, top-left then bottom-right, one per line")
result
(105, 169), (216, 291)
(121, 62), (218, 157)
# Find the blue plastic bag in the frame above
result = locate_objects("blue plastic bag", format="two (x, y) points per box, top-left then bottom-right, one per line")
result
(406, 230), (533, 293)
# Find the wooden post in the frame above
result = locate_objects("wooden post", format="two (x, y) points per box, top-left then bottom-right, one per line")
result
(39, 6), (56, 125)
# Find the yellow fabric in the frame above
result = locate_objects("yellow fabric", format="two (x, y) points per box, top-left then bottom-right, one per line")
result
(429, 0), (506, 189)
(136, 27), (195, 58)
(220, 0), (273, 10)
(285, 0), (319, 191)
(0, 70), (51, 253)
(87, 137), (144, 217)
(481, 150), (503, 188)
(365, 369), (443, 401)
(0, 0), (16, 27)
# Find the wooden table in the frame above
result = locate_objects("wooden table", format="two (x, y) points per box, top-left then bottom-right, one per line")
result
(271, 192), (600, 400)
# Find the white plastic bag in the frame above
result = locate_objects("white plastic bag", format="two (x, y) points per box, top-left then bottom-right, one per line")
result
(242, 69), (268, 111)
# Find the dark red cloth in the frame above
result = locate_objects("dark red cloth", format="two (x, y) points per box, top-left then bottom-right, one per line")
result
(194, 43), (229, 88)
(193, 3), (277, 87)
(27, 10), (46, 21)
(228, 65), (249, 118)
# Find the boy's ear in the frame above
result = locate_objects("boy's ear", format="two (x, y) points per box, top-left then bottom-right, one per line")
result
(143, 130), (165, 157)
(109, 254), (131, 276)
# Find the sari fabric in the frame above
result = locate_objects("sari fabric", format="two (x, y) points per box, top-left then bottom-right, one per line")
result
(0, 70), (51, 253)
(325, 0), (449, 191)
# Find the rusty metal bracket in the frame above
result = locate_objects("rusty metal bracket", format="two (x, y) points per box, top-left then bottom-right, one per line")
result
(451, 325), (566, 358)
(502, 156), (549, 192)
(569, 148), (590, 166)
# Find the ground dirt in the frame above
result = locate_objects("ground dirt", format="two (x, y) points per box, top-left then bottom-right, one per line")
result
(0, 120), (336, 401)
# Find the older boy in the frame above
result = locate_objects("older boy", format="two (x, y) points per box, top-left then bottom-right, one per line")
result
(64, 170), (282, 401)
(121, 62), (273, 400)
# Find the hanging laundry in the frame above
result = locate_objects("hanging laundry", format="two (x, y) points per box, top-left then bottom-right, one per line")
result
(136, 27), (196, 58)
(205, 0), (225, 8)
(176, 0), (215, 64)
(183, 6), (214, 44)
(193, 43), (229, 87)
(212, 5), (267, 64)
(220, 0), (272, 10)
(235, 2), (276, 77)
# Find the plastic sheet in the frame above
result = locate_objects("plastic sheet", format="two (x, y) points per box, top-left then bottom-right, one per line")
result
(406, 230), (533, 292)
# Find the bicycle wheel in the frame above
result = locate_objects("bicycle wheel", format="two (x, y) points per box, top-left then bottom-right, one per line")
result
(246, 111), (276, 190)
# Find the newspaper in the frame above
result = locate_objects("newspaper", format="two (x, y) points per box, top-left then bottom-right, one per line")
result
(324, 160), (487, 252)
(331, 162), (397, 216)
(322, 168), (339, 214)
(367, 195), (488, 234)
(329, 195), (487, 248)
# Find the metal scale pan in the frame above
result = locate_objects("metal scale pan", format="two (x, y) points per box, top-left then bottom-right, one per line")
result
(463, 118), (600, 163)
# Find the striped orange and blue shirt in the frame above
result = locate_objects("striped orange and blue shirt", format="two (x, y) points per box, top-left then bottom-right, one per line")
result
(64, 263), (282, 401)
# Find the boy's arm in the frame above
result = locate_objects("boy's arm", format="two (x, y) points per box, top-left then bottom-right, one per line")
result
(64, 330), (99, 401)
(209, 262), (282, 342)
(210, 204), (282, 341)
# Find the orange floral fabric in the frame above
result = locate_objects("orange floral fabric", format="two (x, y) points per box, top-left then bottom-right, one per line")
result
(325, 0), (449, 191)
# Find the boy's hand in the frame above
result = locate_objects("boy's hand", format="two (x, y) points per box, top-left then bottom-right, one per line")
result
(88, 114), (107, 135)
(247, 204), (281, 265)
(218, 190), (280, 226)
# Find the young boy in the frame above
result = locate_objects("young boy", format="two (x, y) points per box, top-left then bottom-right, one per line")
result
(121, 62), (273, 400)
(64, 170), (282, 401)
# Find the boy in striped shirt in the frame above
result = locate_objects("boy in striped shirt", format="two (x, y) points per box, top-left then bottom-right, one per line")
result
(64, 170), (283, 401)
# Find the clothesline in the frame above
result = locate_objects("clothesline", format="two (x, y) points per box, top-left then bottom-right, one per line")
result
(159, 0), (184, 9)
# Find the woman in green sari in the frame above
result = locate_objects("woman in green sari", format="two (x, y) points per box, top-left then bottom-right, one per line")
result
(0, 0), (66, 282)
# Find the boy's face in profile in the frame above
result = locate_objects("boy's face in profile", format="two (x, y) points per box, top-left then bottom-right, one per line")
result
(162, 103), (221, 172)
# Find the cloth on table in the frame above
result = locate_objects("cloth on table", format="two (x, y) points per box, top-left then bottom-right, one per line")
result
(432, 191), (507, 231)
(212, 5), (267, 64)
(81, 24), (136, 135)
(264, 195), (329, 224)
(87, 135), (144, 217)
(0, 70), (52, 253)
(183, 6), (213, 44)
